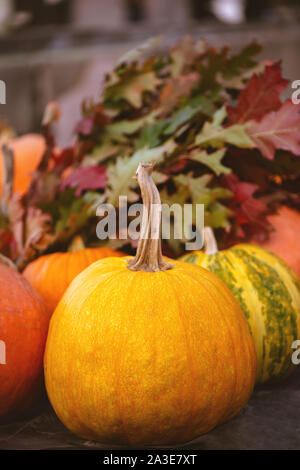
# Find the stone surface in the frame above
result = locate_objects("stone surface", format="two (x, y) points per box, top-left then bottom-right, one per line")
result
(1, 368), (300, 450)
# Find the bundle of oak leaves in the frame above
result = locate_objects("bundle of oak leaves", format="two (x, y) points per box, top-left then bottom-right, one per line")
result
(1, 35), (300, 268)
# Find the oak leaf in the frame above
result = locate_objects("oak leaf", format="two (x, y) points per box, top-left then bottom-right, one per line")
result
(227, 64), (288, 124)
(247, 100), (300, 159)
(60, 165), (107, 196)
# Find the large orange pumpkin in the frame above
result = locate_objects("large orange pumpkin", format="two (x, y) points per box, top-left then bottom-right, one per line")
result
(0, 134), (45, 195)
(23, 240), (124, 315)
(251, 205), (300, 278)
(44, 163), (256, 446)
(0, 256), (50, 421)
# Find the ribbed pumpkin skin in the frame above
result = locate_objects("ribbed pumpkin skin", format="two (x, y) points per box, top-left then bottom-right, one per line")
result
(181, 244), (300, 383)
(45, 257), (256, 446)
(23, 248), (124, 315)
(0, 264), (50, 420)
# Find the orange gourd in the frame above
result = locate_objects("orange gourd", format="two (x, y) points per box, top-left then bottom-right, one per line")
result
(0, 134), (45, 195)
(44, 163), (256, 446)
(251, 206), (300, 278)
(23, 240), (125, 315)
(0, 256), (49, 421)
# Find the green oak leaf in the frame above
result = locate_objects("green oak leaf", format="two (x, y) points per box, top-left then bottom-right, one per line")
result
(211, 106), (227, 127)
(106, 110), (160, 138)
(163, 102), (204, 135)
(85, 138), (121, 164)
(195, 121), (255, 148)
(107, 140), (176, 205)
(55, 197), (88, 235)
(173, 174), (213, 203)
(173, 173), (232, 208)
(223, 42), (262, 80)
(189, 149), (231, 176)
(104, 72), (161, 108)
(136, 120), (169, 149)
(170, 36), (206, 78)
(205, 201), (234, 229)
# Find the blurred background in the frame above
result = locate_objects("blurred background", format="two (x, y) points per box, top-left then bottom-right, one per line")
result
(0, 0), (300, 146)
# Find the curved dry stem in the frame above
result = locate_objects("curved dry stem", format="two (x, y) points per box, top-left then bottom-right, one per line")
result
(68, 235), (86, 252)
(127, 163), (174, 272)
(203, 226), (219, 255)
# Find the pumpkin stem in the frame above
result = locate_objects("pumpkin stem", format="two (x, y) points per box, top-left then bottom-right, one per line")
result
(1, 144), (14, 215)
(68, 235), (86, 252)
(127, 163), (174, 272)
(203, 226), (219, 255)
(0, 254), (18, 272)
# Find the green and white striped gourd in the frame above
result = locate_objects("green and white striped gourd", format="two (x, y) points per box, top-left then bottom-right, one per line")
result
(181, 227), (300, 383)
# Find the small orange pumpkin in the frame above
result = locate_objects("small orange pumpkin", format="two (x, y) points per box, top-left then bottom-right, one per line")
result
(251, 205), (300, 278)
(23, 239), (124, 315)
(0, 256), (49, 421)
(0, 134), (45, 195)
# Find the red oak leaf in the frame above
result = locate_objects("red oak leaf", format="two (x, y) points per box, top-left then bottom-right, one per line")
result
(74, 105), (109, 136)
(223, 173), (259, 201)
(0, 229), (13, 256)
(227, 63), (288, 124)
(248, 100), (300, 159)
(60, 165), (107, 196)
(164, 158), (189, 174)
(51, 147), (74, 168)
(222, 174), (268, 231)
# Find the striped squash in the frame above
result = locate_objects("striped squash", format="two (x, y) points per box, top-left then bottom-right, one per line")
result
(181, 227), (300, 384)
